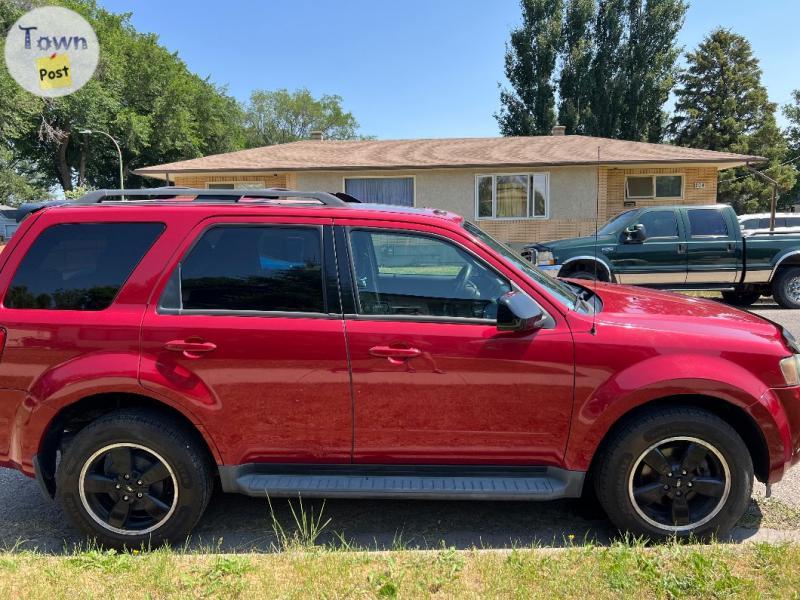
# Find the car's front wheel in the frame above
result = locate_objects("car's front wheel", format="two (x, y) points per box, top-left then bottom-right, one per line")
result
(56, 410), (212, 549)
(772, 267), (800, 309)
(595, 406), (752, 540)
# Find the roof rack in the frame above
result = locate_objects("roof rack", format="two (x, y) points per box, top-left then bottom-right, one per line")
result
(17, 187), (356, 222)
(76, 187), (351, 206)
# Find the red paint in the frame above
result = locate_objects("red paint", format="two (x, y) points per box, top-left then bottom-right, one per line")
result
(0, 202), (796, 488)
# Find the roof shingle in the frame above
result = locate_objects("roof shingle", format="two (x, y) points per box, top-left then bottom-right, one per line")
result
(134, 135), (764, 176)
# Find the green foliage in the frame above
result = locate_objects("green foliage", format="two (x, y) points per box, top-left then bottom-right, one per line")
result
(243, 88), (360, 147)
(670, 29), (797, 213)
(500, 0), (687, 141)
(783, 89), (800, 206)
(497, 0), (564, 136)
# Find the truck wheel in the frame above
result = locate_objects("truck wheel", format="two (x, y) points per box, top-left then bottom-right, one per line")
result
(567, 269), (598, 281)
(773, 267), (800, 309)
(721, 290), (760, 307)
(56, 410), (212, 549)
(595, 407), (752, 540)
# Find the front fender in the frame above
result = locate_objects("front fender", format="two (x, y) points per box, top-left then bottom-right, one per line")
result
(565, 353), (787, 478)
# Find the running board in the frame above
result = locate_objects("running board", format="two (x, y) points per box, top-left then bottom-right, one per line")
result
(218, 465), (585, 500)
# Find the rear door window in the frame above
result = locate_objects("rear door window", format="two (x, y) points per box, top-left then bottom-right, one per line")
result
(164, 225), (325, 314)
(687, 209), (729, 237)
(5, 223), (164, 310)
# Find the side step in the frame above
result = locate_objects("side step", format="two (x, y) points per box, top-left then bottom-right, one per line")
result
(219, 465), (585, 501)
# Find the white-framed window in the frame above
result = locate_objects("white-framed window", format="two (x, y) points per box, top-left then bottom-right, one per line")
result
(344, 176), (415, 206)
(206, 181), (266, 189)
(625, 175), (683, 199)
(475, 173), (549, 219)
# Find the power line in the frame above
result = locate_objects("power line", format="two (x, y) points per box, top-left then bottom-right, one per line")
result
(719, 154), (800, 185)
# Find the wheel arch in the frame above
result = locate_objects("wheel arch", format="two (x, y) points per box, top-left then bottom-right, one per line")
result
(770, 250), (800, 281)
(36, 392), (221, 499)
(587, 395), (770, 484)
(559, 256), (614, 282)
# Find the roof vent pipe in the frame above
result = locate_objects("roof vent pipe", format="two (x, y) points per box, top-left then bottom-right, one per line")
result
(310, 130), (324, 141)
(551, 125), (566, 136)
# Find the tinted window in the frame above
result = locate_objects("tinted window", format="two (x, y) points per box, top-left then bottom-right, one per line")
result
(175, 226), (324, 313)
(6, 223), (163, 310)
(741, 218), (758, 230)
(788, 217), (800, 227)
(655, 175), (682, 198)
(349, 230), (511, 319)
(638, 210), (678, 238)
(687, 209), (728, 237)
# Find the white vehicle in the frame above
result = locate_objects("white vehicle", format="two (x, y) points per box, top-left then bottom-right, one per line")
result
(739, 212), (800, 236)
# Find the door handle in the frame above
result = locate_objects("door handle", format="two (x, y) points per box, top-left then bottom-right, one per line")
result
(164, 339), (217, 359)
(726, 242), (735, 252)
(677, 243), (687, 254)
(369, 345), (421, 365)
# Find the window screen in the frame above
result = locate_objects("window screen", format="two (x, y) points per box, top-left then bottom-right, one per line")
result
(687, 209), (728, 237)
(349, 230), (511, 320)
(655, 175), (682, 198)
(174, 226), (324, 313)
(5, 223), (164, 310)
(626, 177), (654, 198)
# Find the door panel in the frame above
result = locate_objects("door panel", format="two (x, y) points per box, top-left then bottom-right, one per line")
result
(139, 217), (353, 466)
(683, 208), (740, 283)
(612, 209), (687, 285)
(339, 224), (575, 465)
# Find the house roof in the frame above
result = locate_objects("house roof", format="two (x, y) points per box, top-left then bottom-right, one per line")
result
(134, 135), (764, 178)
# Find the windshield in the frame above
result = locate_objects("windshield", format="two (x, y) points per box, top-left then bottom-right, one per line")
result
(597, 210), (637, 236)
(463, 221), (579, 309)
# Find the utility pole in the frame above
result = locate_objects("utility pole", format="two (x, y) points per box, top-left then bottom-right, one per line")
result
(745, 163), (779, 231)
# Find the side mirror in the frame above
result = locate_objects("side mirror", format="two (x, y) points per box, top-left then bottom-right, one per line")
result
(496, 291), (545, 332)
(624, 223), (647, 243)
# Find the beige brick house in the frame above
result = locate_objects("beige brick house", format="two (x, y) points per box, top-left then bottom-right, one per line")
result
(135, 130), (761, 246)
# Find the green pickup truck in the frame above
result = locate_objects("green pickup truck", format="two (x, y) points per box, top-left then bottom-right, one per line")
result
(522, 204), (800, 308)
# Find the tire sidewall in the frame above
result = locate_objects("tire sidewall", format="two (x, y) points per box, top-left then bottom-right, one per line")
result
(598, 411), (753, 540)
(56, 418), (209, 549)
(774, 267), (800, 309)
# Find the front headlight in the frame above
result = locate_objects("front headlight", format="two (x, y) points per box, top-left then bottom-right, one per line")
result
(780, 355), (800, 386)
(537, 250), (555, 266)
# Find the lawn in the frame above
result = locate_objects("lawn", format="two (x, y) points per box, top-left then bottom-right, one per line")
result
(0, 541), (798, 599)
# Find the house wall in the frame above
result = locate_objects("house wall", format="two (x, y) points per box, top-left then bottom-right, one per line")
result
(171, 165), (719, 246)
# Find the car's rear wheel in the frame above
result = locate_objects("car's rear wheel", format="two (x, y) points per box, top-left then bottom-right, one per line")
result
(595, 407), (752, 540)
(721, 290), (760, 307)
(773, 267), (800, 309)
(56, 410), (212, 549)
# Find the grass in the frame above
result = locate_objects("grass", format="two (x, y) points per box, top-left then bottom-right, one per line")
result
(0, 541), (799, 598)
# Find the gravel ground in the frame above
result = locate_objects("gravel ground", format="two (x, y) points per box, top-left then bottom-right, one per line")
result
(0, 300), (798, 553)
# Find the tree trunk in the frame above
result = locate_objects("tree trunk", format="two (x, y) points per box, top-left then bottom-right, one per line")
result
(77, 136), (86, 186)
(56, 134), (72, 191)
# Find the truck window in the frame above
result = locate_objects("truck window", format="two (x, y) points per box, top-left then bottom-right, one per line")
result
(5, 223), (164, 311)
(687, 209), (728, 237)
(638, 210), (678, 238)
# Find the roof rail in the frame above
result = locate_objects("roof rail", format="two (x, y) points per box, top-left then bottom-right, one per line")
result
(75, 187), (352, 206)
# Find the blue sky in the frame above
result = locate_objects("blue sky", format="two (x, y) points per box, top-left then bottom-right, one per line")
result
(99, 0), (800, 139)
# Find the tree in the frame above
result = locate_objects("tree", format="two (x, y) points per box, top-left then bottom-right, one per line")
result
(242, 88), (360, 147)
(0, 0), (246, 192)
(784, 90), (800, 206)
(670, 29), (797, 213)
(557, 0), (594, 133)
(618, 0), (686, 142)
(496, 0), (564, 136)
(500, 0), (686, 140)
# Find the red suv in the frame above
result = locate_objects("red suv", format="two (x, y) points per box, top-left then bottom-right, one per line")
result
(0, 188), (798, 548)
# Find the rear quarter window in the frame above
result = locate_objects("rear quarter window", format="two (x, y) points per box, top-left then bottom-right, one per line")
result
(4, 222), (164, 310)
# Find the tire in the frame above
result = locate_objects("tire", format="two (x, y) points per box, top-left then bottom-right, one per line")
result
(56, 410), (212, 549)
(772, 267), (800, 309)
(566, 269), (598, 281)
(721, 290), (760, 307)
(594, 406), (753, 541)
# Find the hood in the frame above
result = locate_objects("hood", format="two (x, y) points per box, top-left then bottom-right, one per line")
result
(585, 281), (778, 336)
